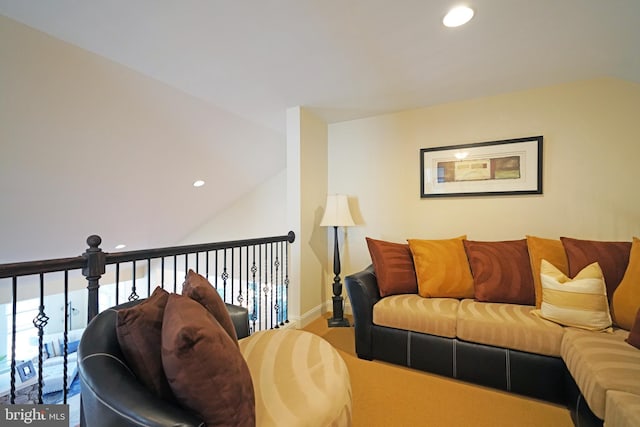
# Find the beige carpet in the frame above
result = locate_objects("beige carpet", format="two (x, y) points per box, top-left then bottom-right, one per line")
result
(303, 315), (573, 427)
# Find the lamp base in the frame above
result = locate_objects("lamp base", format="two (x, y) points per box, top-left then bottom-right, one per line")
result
(327, 294), (350, 327)
(327, 317), (350, 327)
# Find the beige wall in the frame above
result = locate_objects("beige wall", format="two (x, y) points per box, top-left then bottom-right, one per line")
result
(180, 169), (288, 245)
(0, 15), (284, 263)
(287, 107), (331, 326)
(328, 78), (640, 277)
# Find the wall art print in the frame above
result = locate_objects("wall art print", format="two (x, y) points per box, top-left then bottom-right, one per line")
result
(420, 136), (543, 198)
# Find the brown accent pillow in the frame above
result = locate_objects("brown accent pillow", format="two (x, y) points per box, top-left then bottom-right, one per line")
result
(526, 236), (569, 308)
(463, 239), (535, 305)
(162, 294), (255, 426)
(182, 269), (238, 344)
(407, 236), (474, 299)
(626, 309), (640, 349)
(116, 286), (174, 401)
(366, 237), (418, 297)
(561, 237), (632, 301)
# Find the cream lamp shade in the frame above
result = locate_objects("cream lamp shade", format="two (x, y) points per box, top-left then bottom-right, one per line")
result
(320, 194), (355, 227)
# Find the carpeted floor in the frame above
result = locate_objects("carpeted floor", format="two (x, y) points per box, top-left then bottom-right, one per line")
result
(303, 315), (573, 427)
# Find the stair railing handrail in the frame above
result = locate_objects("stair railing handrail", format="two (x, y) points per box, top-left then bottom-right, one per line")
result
(1, 231), (295, 322)
(0, 231), (296, 279)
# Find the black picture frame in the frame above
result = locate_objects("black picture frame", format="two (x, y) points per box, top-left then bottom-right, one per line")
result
(420, 136), (543, 198)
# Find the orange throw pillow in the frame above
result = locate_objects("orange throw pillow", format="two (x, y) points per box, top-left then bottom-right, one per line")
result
(407, 236), (474, 299)
(612, 237), (640, 330)
(626, 308), (640, 349)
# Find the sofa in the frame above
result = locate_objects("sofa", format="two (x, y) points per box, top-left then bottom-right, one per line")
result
(79, 270), (352, 427)
(40, 328), (84, 396)
(0, 328), (84, 405)
(346, 235), (640, 427)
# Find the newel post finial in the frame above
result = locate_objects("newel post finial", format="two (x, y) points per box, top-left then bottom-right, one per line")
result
(82, 235), (106, 322)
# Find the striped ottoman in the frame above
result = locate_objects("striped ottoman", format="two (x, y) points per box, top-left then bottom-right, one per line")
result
(239, 329), (352, 427)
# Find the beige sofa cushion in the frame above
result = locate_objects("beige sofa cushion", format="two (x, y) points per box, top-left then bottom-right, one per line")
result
(373, 295), (459, 338)
(561, 328), (640, 419)
(457, 299), (565, 356)
(605, 391), (640, 427)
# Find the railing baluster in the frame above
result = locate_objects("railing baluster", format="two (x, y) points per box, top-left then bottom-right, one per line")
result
(274, 242), (280, 329)
(263, 244), (268, 330)
(232, 248), (236, 302)
(173, 255), (177, 292)
(206, 251), (210, 280)
(284, 240), (290, 324)
(147, 258), (151, 295)
(63, 270), (69, 404)
(10, 277), (17, 404)
(222, 249), (228, 302)
(128, 260), (138, 301)
(250, 246), (257, 333)
(115, 263), (120, 304)
(36, 273), (46, 403)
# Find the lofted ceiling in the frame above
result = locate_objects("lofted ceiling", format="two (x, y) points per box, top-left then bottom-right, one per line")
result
(1, 0), (639, 263)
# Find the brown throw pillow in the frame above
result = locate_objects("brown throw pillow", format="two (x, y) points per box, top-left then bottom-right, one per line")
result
(162, 294), (256, 426)
(366, 237), (418, 297)
(561, 237), (632, 301)
(626, 309), (640, 349)
(116, 286), (174, 401)
(182, 269), (238, 344)
(463, 239), (535, 305)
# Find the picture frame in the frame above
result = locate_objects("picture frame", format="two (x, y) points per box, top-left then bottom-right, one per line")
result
(420, 136), (543, 198)
(17, 360), (36, 382)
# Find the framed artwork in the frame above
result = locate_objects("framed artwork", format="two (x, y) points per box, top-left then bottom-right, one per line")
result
(420, 136), (543, 198)
(17, 360), (36, 382)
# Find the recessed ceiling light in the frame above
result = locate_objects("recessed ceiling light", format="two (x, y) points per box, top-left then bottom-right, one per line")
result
(193, 180), (205, 188)
(115, 244), (126, 250)
(443, 6), (474, 27)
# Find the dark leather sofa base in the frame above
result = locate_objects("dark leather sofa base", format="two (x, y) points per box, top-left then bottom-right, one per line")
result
(371, 325), (569, 405)
(565, 371), (604, 427)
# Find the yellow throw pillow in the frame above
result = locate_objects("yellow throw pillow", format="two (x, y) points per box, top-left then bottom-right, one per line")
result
(534, 259), (612, 331)
(407, 236), (474, 299)
(526, 236), (569, 308)
(612, 237), (640, 330)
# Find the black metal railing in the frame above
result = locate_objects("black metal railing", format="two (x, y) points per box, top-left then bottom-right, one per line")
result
(0, 231), (295, 406)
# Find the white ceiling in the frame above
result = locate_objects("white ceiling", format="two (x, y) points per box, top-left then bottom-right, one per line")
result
(3, 0), (639, 131)
(1, 0), (639, 262)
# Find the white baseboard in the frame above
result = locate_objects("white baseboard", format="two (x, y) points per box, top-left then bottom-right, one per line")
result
(291, 299), (353, 329)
